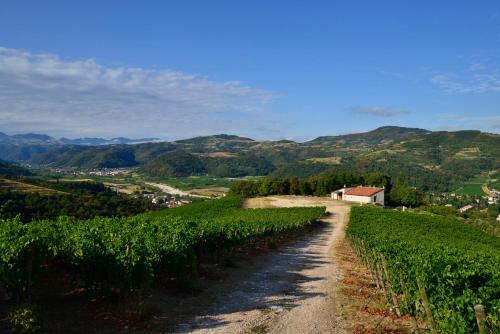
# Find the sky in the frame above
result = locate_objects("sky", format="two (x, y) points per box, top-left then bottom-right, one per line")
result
(0, 1), (499, 141)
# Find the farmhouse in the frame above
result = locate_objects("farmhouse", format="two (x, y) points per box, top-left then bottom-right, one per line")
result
(459, 204), (474, 213)
(331, 186), (385, 205)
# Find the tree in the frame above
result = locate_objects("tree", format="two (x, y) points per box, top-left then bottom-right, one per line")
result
(228, 180), (260, 197)
(289, 177), (301, 195)
(389, 176), (423, 207)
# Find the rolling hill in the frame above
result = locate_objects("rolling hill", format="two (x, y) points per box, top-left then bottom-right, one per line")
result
(1, 127), (498, 192)
(0, 160), (31, 177)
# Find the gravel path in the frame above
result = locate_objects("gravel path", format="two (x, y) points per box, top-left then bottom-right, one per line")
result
(144, 182), (210, 198)
(174, 196), (350, 334)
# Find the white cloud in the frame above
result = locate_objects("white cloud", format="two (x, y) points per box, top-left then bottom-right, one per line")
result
(0, 47), (279, 138)
(431, 61), (500, 94)
(345, 106), (409, 117)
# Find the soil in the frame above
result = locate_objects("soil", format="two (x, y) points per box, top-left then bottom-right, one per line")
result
(155, 196), (351, 334)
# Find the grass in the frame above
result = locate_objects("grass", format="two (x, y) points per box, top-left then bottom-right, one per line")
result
(456, 184), (485, 196)
(453, 174), (488, 196)
(454, 172), (500, 195)
(488, 180), (500, 191)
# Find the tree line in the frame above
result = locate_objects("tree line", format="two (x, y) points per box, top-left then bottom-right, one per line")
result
(229, 171), (422, 207)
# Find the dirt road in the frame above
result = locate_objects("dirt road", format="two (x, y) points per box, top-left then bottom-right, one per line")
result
(482, 183), (494, 197)
(169, 196), (350, 334)
(144, 182), (210, 198)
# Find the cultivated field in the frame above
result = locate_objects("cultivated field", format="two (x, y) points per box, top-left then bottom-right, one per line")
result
(0, 178), (66, 195)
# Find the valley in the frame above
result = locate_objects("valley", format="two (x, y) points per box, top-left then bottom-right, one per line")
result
(0, 126), (499, 334)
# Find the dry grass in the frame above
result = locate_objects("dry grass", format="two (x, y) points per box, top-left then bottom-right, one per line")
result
(187, 187), (228, 197)
(333, 239), (414, 333)
(454, 147), (481, 160)
(0, 178), (67, 195)
(196, 151), (238, 158)
(306, 156), (342, 165)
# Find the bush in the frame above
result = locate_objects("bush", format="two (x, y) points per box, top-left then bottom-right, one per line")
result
(8, 305), (43, 334)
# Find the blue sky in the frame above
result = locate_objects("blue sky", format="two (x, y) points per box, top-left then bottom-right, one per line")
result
(0, 1), (499, 140)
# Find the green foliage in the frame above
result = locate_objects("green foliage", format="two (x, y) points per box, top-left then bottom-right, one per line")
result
(229, 171), (391, 198)
(202, 153), (276, 177)
(418, 205), (461, 217)
(229, 180), (260, 197)
(347, 206), (500, 333)
(0, 180), (155, 222)
(8, 304), (43, 334)
(33, 145), (138, 168)
(142, 150), (206, 177)
(307, 126), (429, 146)
(0, 160), (31, 177)
(388, 177), (423, 207)
(0, 197), (324, 300)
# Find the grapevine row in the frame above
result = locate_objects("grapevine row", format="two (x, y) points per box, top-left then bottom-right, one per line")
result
(0, 196), (325, 300)
(347, 206), (500, 333)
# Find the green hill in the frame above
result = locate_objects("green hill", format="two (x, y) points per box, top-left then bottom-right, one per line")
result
(305, 126), (430, 147)
(0, 160), (30, 177)
(1, 127), (499, 192)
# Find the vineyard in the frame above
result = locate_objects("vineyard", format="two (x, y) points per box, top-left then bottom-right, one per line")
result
(347, 206), (500, 333)
(0, 196), (325, 303)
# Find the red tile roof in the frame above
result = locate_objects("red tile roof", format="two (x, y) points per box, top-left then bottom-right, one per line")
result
(345, 187), (383, 197)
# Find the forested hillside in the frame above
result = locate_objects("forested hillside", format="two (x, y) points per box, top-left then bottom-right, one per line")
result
(1, 127), (499, 192)
(0, 160), (30, 177)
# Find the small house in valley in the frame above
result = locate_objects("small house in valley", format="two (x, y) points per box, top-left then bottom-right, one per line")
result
(331, 186), (385, 205)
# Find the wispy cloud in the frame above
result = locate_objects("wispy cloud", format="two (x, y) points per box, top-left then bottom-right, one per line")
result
(0, 47), (279, 138)
(437, 113), (500, 131)
(431, 60), (500, 94)
(345, 106), (409, 117)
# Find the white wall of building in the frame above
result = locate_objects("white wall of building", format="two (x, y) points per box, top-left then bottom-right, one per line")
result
(374, 191), (384, 205)
(344, 194), (372, 203)
(343, 191), (384, 205)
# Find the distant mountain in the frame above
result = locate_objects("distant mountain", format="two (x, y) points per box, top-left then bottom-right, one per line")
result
(0, 132), (158, 146)
(0, 132), (56, 144)
(306, 126), (430, 147)
(11, 133), (55, 142)
(60, 137), (159, 146)
(175, 134), (254, 144)
(1, 126), (499, 192)
(0, 132), (159, 161)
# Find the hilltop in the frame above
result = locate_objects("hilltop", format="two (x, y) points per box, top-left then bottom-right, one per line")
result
(305, 126), (430, 147)
(0, 126), (498, 192)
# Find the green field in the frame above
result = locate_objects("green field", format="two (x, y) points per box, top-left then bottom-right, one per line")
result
(489, 180), (500, 191)
(454, 175), (488, 196)
(457, 183), (485, 195)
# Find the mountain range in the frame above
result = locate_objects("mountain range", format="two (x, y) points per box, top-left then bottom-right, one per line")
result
(0, 132), (158, 146)
(0, 126), (498, 192)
